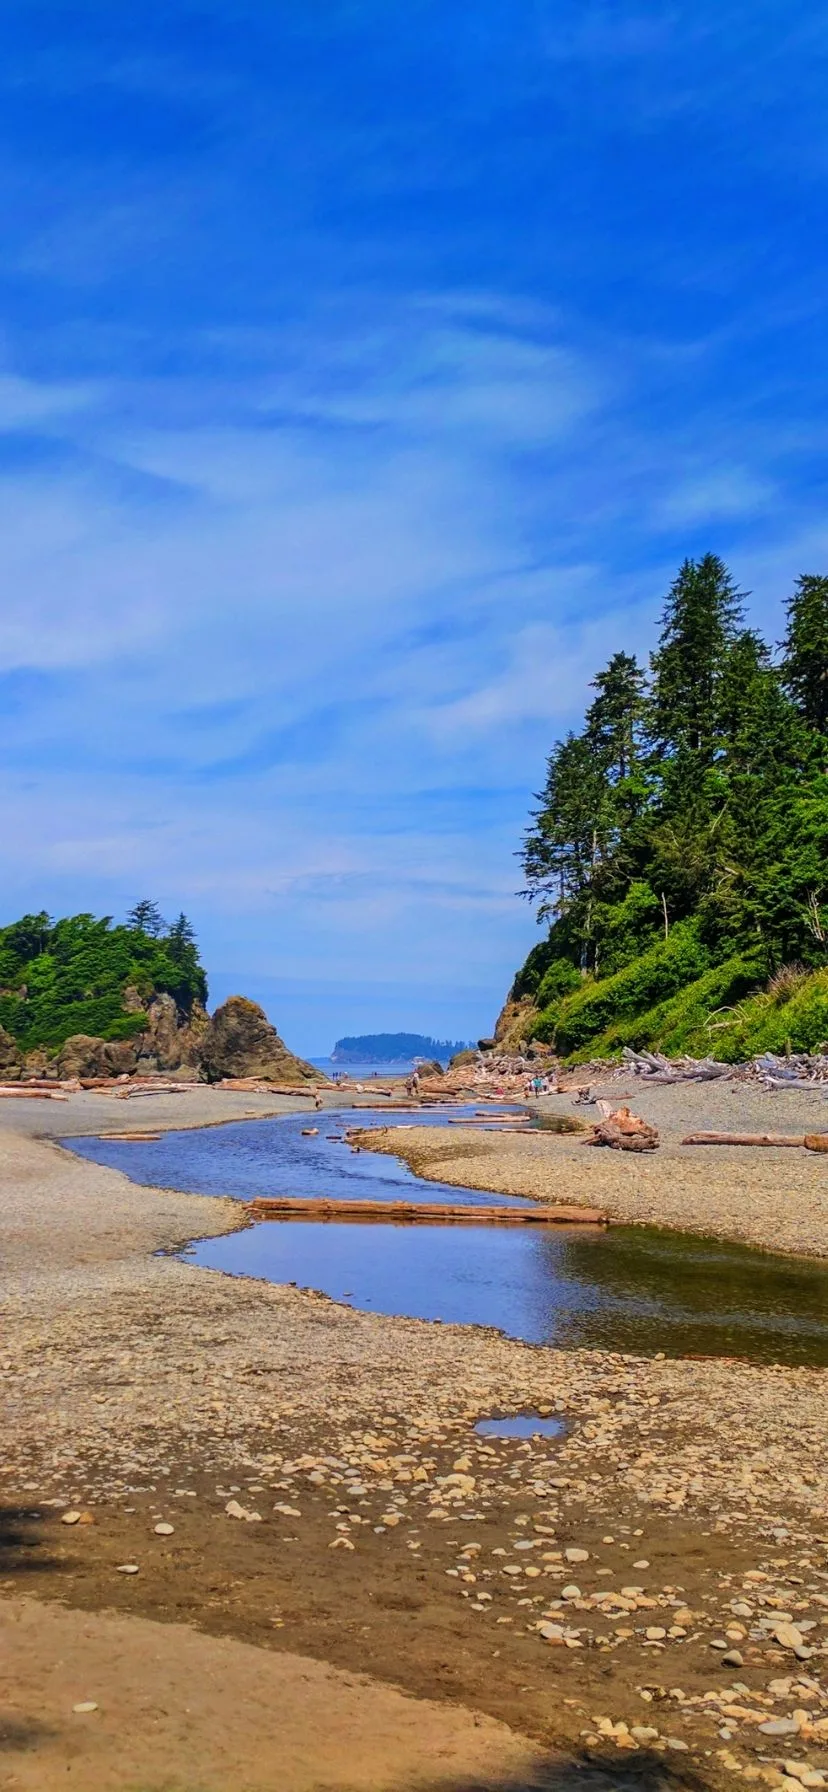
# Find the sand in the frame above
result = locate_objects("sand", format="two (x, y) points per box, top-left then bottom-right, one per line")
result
(2, 1084), (828, 1790)
(360, 1078), (828, 1257)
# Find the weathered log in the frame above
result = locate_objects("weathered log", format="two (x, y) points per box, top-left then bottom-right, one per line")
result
(245, 1195), (607, 1226)
(804, 1134), (828, 1153)
(682, 1131), (805, 1147)
(621, 1047), (732, 1081)
(0, 1086), (68, 1100)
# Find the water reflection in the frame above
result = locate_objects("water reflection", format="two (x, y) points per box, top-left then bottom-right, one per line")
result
(475, 1415), (565, 1438)
(67, 1111), (828, 1367)
(65, 1109), (529, 1209)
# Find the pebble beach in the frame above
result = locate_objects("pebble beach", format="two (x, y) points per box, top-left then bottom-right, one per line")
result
(2, 1083), (828, 1790)
(360, 1078), (828, 1258)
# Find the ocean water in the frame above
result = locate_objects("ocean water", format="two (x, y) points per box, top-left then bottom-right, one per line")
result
(67, 1111), (828, 1367)
(310, 1056), (435, 1080)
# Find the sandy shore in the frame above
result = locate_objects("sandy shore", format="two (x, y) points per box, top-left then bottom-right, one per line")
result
(2, 1086), (828, 1789)
(359, 1078), (828, 1257)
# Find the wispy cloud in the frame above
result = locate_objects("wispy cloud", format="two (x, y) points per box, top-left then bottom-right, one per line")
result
(0, 3), (826, 1049)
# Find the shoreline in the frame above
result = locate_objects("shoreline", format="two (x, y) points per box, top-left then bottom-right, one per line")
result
(3, 1086), (828, 1786)
(355, 1077), (828, 1260)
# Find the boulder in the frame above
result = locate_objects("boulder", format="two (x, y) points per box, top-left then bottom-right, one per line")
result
(23, 1048), (55, 1078)
(57, 1034), (139, 1079)
(0, 1024), (22, 1080)
(199, 997), (317, 1085)
(416, 1059), (444, 1077)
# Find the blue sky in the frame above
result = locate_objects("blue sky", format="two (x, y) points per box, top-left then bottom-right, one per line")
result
(1, 2), (827, 1054)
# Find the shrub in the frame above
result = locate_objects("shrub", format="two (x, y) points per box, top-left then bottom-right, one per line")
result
(593, 881), (663, 977)
(765, 963), (811, 1006)
(706, 968), (828, 1059)
(551, 921), (711, 1056)
(570, 953), (764, 1061)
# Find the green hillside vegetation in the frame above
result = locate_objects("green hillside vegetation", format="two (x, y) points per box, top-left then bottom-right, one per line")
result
(0, 902), (207, 1053)
(512, 557), (828, 1062)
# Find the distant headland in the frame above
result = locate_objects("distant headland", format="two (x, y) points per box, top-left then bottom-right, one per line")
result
(331, 1032), (472, 1065)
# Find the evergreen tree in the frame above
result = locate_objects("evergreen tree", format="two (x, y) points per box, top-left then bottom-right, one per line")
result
(126, 899), (166, 938)
(167, 912), (197, 959)
(781, 573), (828, 734)
(650, 555), (745, 760)
(522, 733), (615, 964)
(585, 652), (647, 780)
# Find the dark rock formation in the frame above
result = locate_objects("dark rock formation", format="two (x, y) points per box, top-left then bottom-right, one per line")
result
(200, 996), (317, 1084)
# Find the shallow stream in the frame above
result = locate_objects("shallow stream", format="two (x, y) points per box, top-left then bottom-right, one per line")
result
(67, 1110), (828, 1367)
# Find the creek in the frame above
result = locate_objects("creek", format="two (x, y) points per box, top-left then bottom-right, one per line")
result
(67, 1109), (828, 1367)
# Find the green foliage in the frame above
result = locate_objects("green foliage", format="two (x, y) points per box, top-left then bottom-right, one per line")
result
(650, 554), (744, 759)
(514, 552), (828, 1061)
(591, 881), (663, 977)
(536, 958), (582, 1007)
(0, 908), (208, 1053)
(703, 968), (828, 1060)
(543, 922), (711, 1056)
(569, 954), (765, 1062)
(510, 934), (565, 1000)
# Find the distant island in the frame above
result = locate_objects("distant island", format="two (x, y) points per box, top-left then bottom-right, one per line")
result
(331, 1032), (473, 1064)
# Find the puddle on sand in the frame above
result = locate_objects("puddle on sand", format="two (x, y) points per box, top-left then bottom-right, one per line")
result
(475, 1415), (565, 1439)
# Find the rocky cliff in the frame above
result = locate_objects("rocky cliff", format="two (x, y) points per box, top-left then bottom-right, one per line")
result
(200, 996), (317, 1084)
(2, 992), (317, 1086)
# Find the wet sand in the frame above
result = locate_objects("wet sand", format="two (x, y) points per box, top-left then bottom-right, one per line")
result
(2, 1087), (828, 1790)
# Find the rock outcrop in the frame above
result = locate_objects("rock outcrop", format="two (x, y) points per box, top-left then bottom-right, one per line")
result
(4, 992), (315, 1085)
(134, 994), (209, 1074)
(56, 1035), (140, 1079)
(493, 995), (539, 1053)
(200, 997), (317, 1084)
(0, 1024), (22, 1079)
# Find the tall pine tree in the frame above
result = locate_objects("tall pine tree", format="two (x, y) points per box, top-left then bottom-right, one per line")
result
(649, 555), (745, 760)
(585, 652), (647, 780)
(781, 573), (828, 734)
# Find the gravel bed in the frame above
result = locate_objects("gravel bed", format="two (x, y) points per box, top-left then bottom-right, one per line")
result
(361, 1080), (828, 1258)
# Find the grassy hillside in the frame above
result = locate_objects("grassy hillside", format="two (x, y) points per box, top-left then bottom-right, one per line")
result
(509, 928), (828, 1062)
(0, 909), (207, 1053)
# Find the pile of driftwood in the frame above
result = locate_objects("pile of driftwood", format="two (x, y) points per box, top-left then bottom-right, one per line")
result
(621, 1045), (828, 1091)
(0, 1075), (189, 1101)
(621, 1047), (733, 1083)
(753, 1052), (828, 1091)
(583, 1102), (659, 1152)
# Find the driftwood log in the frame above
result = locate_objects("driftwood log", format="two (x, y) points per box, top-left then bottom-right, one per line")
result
(683, 1131), (805, 1147)
(245, 1195), (607, 1226)
(0, 1086), (69, 1101)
